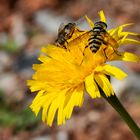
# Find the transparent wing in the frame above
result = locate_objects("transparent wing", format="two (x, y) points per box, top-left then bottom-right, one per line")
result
(103, 31), (119, 48)
(58, 23), (65, 33)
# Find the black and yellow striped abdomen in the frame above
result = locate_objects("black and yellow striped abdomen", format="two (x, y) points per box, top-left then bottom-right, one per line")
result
(88, 21), (107, 53)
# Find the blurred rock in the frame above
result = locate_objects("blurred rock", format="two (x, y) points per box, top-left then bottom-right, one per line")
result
(57, 131), (68, 140)
(0, 73), (25, 103)
(0, 33), (8, 44)
(0, 51), (12, 72)
(12, 50), (38, 72)
(35, 10), (69, 33)
(10, 13), (27, 47)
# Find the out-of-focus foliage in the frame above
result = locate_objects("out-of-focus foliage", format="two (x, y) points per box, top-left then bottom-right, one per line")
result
(1, 39), (18, 53)
(0, 91), (40, 131)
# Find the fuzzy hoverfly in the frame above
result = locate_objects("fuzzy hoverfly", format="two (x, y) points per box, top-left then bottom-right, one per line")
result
(55, 22), (77, 49)
(55, 20), (118, 58)
(55, 17), (89, 50)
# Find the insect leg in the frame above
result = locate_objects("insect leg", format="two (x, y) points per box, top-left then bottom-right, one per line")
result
(79, 45), (88, 65)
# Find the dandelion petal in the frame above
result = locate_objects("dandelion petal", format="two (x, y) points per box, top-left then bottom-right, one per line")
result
(95, 65), (128, 80)
(99, 10), (106, 23)
(95, 74), (114, 97)
(85, 15), (94, 28)
(85, 73), (100, 98)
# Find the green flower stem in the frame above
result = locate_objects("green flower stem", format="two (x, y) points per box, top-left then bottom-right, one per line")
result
(101, 92), (140, 139)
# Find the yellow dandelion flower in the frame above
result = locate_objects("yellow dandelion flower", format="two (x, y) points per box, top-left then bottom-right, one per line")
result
(27, 10), (140, 126)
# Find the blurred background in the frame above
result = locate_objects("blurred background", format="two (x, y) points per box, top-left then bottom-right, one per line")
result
(0, 0), (140, 140)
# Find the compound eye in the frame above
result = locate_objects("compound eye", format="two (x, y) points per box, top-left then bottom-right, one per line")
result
(65, 23), (75, 32)
(65, 24), (72, 32)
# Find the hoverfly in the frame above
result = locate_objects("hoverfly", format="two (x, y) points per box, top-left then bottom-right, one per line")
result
(88, 21), (118, 54)
(55, 23), (77, 49)
(55, 19), (118, 58)
(55, 17), (89, 50)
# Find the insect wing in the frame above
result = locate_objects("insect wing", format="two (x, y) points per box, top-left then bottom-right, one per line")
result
(104, 31), (119, 48)
(58, 23), (65, 33)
